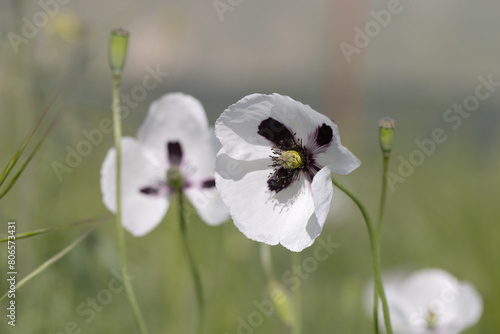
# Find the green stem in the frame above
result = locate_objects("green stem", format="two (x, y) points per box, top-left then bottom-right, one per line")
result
(376, 157), (390, 248)
(178, 191), (204, 334)
(112, 74), (149, 334)
(331, 177), (393, 334)
(373, 156), (390, 333)
(292, 251), (301, 334)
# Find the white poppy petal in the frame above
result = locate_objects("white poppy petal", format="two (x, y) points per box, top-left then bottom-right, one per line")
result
(215, 94), (276, 161)
(181, 128), (229, 225)
(277, 167), (334, 252)
(215, 151), (321, 252)
(184, 186), (229, 226)
(400, 269), (460, 309)
(268, 93), (331, 144)
(311, 121), (361, 175)
(137, 93), (209, 159)
(100, 137), (168, 236)
(183, 127), (219, 183)
(311, 167), (334, 224)
(275, 178), (319, 252)
(215, 152), (282, 245)
(447, 282), (482, 332)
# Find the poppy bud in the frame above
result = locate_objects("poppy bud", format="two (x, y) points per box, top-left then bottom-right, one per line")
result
(378, 117), (395, 157)
(109, 28), (129, 76)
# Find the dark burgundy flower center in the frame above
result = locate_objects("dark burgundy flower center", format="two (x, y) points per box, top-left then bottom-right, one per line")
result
(257, 117), (333, 193)
(139, 141), (215, 196)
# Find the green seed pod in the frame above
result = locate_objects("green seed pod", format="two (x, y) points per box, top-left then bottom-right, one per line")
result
(378, 117), (396, 157)
(109, 28), (129, 76)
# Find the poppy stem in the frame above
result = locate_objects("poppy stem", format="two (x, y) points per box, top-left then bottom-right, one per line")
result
(331, 177), (394, 334)
(374, 155), (391, 333)
(292, 251), (302, 334)
(178, 191), (205, 334)
(112, 73), (149, 334)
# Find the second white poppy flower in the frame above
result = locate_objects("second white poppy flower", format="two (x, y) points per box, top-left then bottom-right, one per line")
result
(101, 93), (229, 236)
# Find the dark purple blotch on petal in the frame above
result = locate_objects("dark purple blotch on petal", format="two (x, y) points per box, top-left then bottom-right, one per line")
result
(258, 117), (295, 147)
(202, 179), (216, 189)
(140, 186), (160, 195)
(167, 141), (183, 166)
(315, 123), (333, 147)
(267, 167), (299, 193)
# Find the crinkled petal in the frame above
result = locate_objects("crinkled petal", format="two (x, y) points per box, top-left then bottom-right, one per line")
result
(215, 151), (320, 252)
(265, 94), (360, 175)
(267, 93), (330, 145)
(216, 93), (360, 175)
(184, 186), (229, 226)
(100, 137), (168, 236)
(306, 120), (360, 175)
(215, 94), (277, 161)
(276, 177), (320, 252)
(215, 152), (280, 244)
(315, 139), (361, 175)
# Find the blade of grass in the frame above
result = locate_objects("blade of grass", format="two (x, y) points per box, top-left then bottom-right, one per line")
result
(0, 90), (60, 187)
(0, 108), (65, 199)
(0, 220), (103, 303)
(0, 216), (111, 242)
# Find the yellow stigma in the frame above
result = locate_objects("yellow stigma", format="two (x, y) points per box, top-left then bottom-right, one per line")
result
(279, 150), (303, 169)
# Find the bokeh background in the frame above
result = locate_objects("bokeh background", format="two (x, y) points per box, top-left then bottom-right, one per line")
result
(1, 0), (499, 333)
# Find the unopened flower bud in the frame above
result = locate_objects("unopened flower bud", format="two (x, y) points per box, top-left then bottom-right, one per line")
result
(108, 28), (129, 76)
(378, 117), (395, 157)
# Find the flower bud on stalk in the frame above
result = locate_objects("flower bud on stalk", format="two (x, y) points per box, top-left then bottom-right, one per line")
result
(378, 117), (395, 158)
(108, 28), (129, 77)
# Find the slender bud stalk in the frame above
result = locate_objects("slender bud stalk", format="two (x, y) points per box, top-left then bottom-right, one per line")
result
(108, 29), (149, 334)
(373, 117), (396, 333)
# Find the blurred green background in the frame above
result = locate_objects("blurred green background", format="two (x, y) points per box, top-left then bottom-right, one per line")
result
(1, 0), (499, 333)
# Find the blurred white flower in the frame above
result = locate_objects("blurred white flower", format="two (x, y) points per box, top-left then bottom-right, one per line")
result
(214, 93), (360, 252)
(365, 268), (483, 334)
(101, 93), (229, 236)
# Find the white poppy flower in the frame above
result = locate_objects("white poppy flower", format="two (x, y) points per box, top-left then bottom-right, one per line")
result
(366, 268), (483, 334)
(100, 93), (229, 236)
(214, 93), (361, 252)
